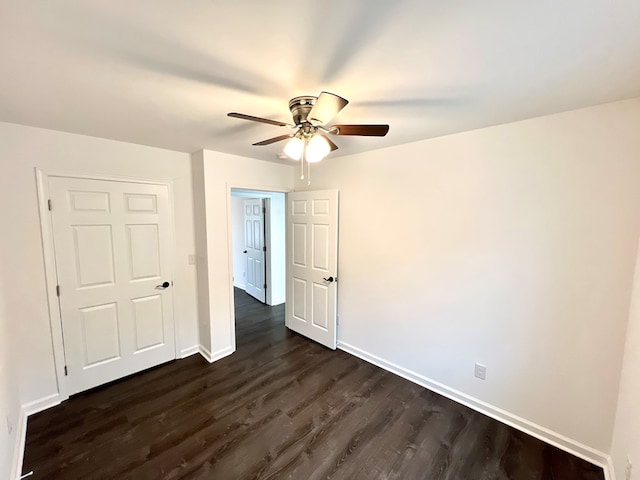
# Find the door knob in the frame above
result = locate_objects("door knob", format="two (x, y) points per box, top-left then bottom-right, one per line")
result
(323, 276), (335, 283)
(155, 281), (171, 289)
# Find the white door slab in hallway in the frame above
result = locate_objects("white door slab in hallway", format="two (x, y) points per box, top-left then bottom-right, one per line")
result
(286, 190), (339, 349)
(244, 198), (266, 303)
(48, 176), (175, 396)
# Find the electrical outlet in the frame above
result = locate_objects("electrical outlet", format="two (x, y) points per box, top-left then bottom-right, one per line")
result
(474, 363), (487, 380)
(6, 415), (13, 435)
(188, 254), (196, 265)
(626, 456), (633, 480)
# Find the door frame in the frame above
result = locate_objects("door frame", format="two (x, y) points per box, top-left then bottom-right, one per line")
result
(226, 183), (289, 346)
(36, 168), (178, 402)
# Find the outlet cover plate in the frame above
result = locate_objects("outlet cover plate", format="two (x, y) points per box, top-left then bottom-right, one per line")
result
(475, 363), (487, 380)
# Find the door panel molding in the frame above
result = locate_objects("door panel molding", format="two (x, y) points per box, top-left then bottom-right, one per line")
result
(286, 189), (339, 349)
(36, 168), (178, 401)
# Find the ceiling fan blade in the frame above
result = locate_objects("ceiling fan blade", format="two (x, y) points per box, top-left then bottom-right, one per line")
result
(228, 112), (292, 128)
(329, 124), (390, 136)
(252, 134), (293, 146)
(307, 92), (349, 126)
(321, 134), (339, 152)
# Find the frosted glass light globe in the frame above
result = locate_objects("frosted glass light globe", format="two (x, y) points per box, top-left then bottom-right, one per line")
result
(305, 135), (331, 163)
(284, 136), (304, 160)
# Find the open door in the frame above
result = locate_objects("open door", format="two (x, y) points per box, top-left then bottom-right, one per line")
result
(286, 190), (339, 349)
(244, 198), (266, 303)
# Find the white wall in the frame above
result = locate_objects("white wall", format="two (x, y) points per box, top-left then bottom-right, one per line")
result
(191, 150), (211, 354)
(0, 122), (199, 408)
(193, 150), (293, 358)
(611, 236), (640, 479)
(294, 98), (640, 454)
(0, 275), (21, 480)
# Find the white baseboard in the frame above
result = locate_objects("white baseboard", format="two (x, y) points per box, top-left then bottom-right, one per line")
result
(22, 393), (63, 416)
(199, 345), (213, 361)
(179, 345), (200, 358)
(338, 341), (611, 475)
(10, 345), (613, 480)
(8, 344), (237, 480)
(10, 408), (27, 480)
(199, 345), (234, 363)
(10, 393), (62, 480)
(605, 455), (616, 480)
(233, 282), (246, 290)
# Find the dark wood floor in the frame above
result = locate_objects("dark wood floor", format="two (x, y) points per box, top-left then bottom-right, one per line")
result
(23, 289), (604, 479)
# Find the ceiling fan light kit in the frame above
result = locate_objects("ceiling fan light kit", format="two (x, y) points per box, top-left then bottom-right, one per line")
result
(228, 91), (389, 183)
(305, 135), (331, 163)
(283, 135), (304, 160)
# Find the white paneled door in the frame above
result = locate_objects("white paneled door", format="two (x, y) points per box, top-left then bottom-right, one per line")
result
(244, 198), (266, 303)
(48, 177), (175, 396)
(286, 190), (339, 349)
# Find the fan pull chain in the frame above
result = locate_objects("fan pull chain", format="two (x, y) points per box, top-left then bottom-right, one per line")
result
(300, 152), (304, 180)
(307, 159), (311, 186)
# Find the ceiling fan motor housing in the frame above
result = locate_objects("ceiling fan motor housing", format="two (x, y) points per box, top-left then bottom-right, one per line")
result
(288, 96), (317, 125)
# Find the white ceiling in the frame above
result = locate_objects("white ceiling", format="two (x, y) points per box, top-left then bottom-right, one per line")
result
(1, 1), (639, 162)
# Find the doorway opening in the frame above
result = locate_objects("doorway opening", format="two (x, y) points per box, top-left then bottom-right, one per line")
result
(230, 188), (286, 345)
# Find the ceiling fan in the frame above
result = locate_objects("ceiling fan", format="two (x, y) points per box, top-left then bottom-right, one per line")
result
(227, 92), (389, 168)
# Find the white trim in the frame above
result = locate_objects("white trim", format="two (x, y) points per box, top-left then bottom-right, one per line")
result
(226, 183), (291, 351)
(179, 345), (200, 358)
(228, 184), (290, 195)
(9, 349), (614, 480)
(199, 345), (212, 361)
(338, 340), (610, 473)
(199, 345), (234, 363)
(263, 197), (273, 306)
(22, 393), (63, 416)
(35, 169), (67, 398)
(605, 455), (616, 480)
(10, 409), (27, 480)
(10, 393), (64, 479)
(165, 181), (180, 358)
(233, 281), (246, 289)
(35, 168), (179, 400)
(36, 168), (180, 185)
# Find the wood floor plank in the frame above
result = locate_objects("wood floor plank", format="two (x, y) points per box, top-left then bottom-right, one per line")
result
(22, 288), (605, 480)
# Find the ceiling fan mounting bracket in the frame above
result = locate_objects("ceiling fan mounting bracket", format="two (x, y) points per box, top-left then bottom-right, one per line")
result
(288, 95), (317, 125)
